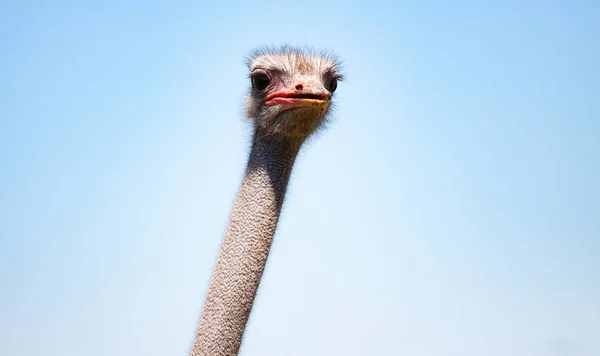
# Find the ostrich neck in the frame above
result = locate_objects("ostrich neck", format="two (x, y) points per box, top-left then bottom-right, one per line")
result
(191, 131), (303, 356)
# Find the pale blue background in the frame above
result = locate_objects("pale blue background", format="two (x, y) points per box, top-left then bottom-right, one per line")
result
(1, 1), (599, 355)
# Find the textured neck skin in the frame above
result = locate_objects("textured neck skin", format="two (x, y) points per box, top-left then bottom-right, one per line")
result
(191, 130), (303, 356)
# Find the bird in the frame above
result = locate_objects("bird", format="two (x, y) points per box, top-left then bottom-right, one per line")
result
(190, 45), (343, 356)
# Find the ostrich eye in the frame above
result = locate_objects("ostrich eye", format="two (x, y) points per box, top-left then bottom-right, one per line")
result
(252, 73), (270, 91)
(329, 77), (338, 93)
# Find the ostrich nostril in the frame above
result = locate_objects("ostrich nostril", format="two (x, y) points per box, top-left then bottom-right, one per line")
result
(295, 84), (303, 91)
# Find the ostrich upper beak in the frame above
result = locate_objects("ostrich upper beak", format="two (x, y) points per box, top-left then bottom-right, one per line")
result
(265, 85), (331, 112)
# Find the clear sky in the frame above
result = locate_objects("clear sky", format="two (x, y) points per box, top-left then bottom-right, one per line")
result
(1, 1), (599, 355)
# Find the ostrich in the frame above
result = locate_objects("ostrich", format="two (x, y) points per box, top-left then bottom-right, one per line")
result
(190, 46), (343, 355)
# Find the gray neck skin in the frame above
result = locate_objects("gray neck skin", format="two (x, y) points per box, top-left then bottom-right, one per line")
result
(191, 130), (303, 356)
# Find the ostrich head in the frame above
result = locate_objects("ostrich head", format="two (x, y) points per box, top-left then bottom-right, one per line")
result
(245, 46), (343, 140)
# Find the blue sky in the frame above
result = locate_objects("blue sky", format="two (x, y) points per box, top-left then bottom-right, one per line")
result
(1, 0), (599, 355)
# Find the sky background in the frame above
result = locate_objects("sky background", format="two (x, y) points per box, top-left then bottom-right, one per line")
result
(1, 1), (599, 355)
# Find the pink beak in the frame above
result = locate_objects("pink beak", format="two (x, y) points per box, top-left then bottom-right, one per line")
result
(265, 85), (331, 112)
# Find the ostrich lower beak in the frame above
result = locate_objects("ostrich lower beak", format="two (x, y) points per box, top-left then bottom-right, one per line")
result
(265, 89), (331, 112)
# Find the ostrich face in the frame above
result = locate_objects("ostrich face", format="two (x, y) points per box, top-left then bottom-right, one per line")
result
(245, 47), (342, 139)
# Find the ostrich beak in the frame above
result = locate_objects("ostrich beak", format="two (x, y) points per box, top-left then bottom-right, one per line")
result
(265, 85), (331, 112)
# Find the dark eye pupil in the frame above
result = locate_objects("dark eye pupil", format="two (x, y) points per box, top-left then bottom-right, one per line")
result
(329, 78), (337, 93)
(252, 74), (270, 91)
